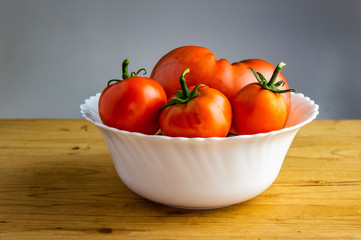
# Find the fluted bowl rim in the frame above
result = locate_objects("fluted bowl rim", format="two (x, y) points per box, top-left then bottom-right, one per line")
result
(80, 92), (319, 141)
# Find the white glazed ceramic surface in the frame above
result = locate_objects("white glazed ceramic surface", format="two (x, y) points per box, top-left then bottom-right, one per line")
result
(81, 93), (319, 209)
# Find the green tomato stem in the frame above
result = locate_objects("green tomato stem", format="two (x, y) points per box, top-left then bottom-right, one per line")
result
(161, 68), (204, 109)
(249, 62), (295, 94)
(107, 58), (147, 86)
(268, 62), (286, 86)
(180, 68), (191, 99)
(122, 58), (131, 79)
(107, 79), (122, 87)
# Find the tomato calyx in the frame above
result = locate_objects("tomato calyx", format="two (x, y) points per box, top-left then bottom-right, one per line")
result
(161, 68), (205, 109)
(107, 58), (147, 86)
(250, 62), (295, 94)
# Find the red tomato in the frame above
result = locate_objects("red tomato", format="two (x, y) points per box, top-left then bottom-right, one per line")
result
(234, 59), (291, 119)
(159, 69), (232, 138)
(232, 62), (295, 135)
(98, 59), (167, 135)
(150, 46), (291, 115)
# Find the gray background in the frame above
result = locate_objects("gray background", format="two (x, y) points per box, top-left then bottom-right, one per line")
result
(1, 0), (360, 119)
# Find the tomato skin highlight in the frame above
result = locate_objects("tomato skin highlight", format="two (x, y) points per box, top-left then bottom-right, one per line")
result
(98, 76), (167, 135)
(232, 83), (288, 135)
(160, 86), (232, 138)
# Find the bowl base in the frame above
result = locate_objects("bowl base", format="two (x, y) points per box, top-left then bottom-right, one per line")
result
(166, 204), (234, 210)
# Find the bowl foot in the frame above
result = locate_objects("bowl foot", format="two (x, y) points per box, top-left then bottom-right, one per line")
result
(165, 204), (234, 210)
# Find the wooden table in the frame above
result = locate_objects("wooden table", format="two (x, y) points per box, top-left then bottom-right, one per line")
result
(0, 119), (360, 239)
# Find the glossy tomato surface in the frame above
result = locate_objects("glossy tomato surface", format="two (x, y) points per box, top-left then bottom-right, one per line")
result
(159, 85), (233, 138)
(99, 76), (167, 135)
(150, 46), (291, 113)
(232, 83), (288, 135)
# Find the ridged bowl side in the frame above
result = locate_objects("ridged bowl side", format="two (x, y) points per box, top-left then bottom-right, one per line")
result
(80, 93), (319, 209)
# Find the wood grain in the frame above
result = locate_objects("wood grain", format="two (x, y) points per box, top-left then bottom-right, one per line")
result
(0, 119), (360, 239)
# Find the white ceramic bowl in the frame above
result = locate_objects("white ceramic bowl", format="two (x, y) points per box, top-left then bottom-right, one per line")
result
(80, 92), (319, 209)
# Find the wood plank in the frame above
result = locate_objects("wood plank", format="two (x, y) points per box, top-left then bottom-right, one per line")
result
(0, 120), (360, 239)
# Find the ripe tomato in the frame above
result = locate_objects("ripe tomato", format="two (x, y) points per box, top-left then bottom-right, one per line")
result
(150, 46), (291, 115)
(232, 62), (295, 135)
(98, 59), (167, 135)
(159, 69), (232, 138)
(234, 59), (291, 119)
